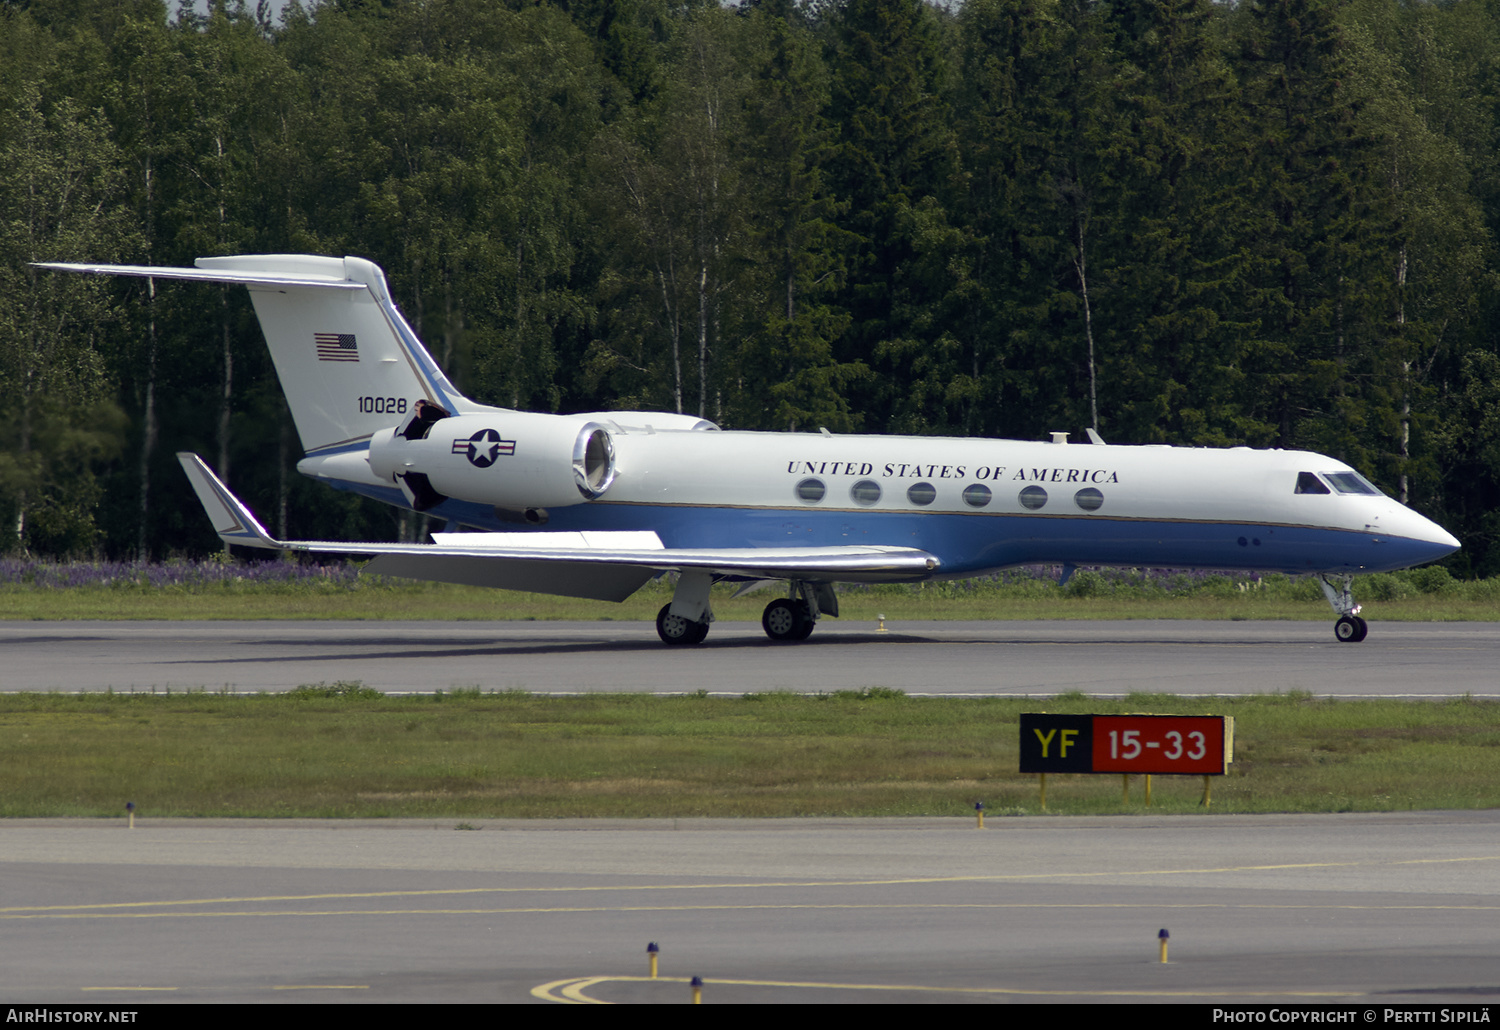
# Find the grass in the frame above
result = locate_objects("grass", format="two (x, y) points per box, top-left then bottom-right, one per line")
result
(0, 563), (1495, 621)
(0, 561), (1491, 821)
(1, 688), (1496, 819)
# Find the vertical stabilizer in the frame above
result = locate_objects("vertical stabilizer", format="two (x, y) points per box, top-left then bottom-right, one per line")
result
(193, 255), (492, 456)
(37, 255), (495, 458)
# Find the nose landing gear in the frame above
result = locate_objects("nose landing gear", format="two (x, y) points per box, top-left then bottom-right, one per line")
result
(1318, 574), (1369, 643)
(1334, 614), (1369, 643)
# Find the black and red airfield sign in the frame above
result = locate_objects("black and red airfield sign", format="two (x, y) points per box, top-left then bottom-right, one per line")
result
(1019, 714), (1234, 776)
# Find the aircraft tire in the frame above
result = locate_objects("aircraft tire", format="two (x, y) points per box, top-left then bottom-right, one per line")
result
(791, 602), (816, 640)
(762, 598), (808, 642)
(1353, 615), (1369, 642)
(657, 604), (709, 646)
(1334, 615), (1364, 643)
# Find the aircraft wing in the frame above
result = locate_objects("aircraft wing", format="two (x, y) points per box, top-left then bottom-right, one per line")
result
(178, 453), (939, 602)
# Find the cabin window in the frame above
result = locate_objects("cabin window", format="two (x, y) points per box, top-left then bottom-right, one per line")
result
(962, 484), (992, 508)
(1019, 485), (1048, 510)
(850, 480), (882, 506)
(906, 482), (936, 506)
(796, 478), (826, 503)
(1295, 472), (1331, 495)
(1324, 472), (1380, 495)
(1074, 487), (1104, 511)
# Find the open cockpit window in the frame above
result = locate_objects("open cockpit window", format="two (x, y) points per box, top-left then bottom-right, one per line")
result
(1324, 472), (1381, 495)
(1295, 472), (1331, 495)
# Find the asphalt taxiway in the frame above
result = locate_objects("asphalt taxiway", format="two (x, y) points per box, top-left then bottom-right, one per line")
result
(2, 813), (1498, 1004)
(0, 619), (1494, 696)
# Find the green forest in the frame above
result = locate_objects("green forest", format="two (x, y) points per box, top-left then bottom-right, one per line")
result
(3, 0), (1499, 574)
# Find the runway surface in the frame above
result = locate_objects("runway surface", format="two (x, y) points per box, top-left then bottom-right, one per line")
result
(5, 621), (1497, 1006)
(0, 619), (1495, 696)
(2, 813), (1499, 1004)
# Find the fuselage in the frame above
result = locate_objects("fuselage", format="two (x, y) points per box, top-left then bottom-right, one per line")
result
(317, 423), (1460, 580)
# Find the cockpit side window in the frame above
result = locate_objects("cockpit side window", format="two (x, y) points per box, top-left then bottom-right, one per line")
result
(1295, 472), (1331, 495)
(1324, 472), (1380, 495)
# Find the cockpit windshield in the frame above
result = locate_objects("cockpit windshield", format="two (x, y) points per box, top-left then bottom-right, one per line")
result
(1295, 472), (1331, 495)
(1324, 472), (1381, 495)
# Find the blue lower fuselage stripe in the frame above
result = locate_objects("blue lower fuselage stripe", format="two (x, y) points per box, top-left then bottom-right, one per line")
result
(324, 480), (1448, 576)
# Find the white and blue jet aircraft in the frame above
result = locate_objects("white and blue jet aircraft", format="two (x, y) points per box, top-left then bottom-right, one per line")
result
(42, 254), (1460, 645)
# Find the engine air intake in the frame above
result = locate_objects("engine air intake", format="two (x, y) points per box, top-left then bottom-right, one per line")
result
(574, 424), (616, 500)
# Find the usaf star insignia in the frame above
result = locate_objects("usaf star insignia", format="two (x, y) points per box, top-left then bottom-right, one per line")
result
(451, 429), (516, 468)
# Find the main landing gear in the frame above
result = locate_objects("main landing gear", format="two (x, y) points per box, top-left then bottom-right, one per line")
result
(1317, 574), (1369, 643)
(653, 576), (837, 646)
(656, 569), (714, 646)
(656, 603), (710, 645)
(762, 598), (815, 641)
(761, 582), (834, 642)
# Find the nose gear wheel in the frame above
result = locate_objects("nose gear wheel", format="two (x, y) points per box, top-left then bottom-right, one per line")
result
(1334, 615), (1368, 643)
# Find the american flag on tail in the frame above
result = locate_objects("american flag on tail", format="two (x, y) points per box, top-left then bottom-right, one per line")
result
(315, 332), (359, 362)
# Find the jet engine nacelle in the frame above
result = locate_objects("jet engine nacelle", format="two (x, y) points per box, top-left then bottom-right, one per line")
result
(367, 411), (616, 514)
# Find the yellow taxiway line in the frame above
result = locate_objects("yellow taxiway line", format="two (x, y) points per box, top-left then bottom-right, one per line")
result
(530, 974), (1364, 1004)
(2, 853), (1496, 920)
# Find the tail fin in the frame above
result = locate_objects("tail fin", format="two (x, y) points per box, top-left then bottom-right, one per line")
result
(39, 255), (493, 457)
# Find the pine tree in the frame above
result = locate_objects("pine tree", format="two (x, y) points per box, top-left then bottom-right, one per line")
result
(1096, 0), (1249, 445)
(0, 79), (134, 553)
(1234, 0), (1391, 453)
(825, 0), (963, 434)
(734, 0), (862, 431)
(953, 0), (1070, 439)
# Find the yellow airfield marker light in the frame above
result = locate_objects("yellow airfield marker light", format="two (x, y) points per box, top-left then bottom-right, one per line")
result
(647, 941), (659, 980)
(1158, 928), (1170, 964)
(1201, 775), (1212, 808)
(125, 802), (135, 830)
(1145, 775), (1153, 807)
(974, 801), (984, 829)
(877, 614), (887, 633)
(691, 975), (703, 1005)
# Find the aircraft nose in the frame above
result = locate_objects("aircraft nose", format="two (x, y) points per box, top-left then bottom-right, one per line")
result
(1366, 505), (1460, 569)
(1399, 511), (1461, 562)
(1431, 524), (1461, 552)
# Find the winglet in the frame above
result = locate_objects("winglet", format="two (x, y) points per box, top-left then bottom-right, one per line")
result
(176, 453), (284, 550)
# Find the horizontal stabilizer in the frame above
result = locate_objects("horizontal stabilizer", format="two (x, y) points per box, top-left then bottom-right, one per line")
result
(34, 261), (366, 290)
(177, 453), (939, 602)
